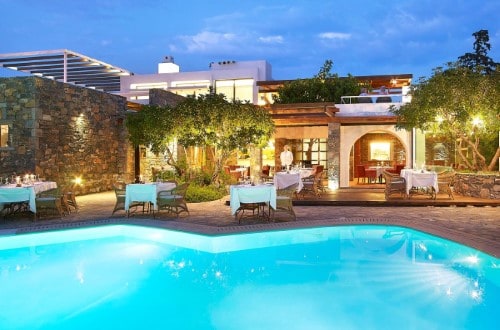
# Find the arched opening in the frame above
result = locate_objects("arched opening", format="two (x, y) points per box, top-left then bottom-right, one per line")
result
(339, 126), (411, 188)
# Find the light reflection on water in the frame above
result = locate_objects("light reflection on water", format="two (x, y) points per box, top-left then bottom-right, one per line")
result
(0, 225), (498, 329)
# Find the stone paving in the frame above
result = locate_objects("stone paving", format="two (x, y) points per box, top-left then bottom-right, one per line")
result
(0, 191), (499, 258)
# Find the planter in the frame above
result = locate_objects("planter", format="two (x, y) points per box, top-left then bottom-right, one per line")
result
(453, 173), (500, 199)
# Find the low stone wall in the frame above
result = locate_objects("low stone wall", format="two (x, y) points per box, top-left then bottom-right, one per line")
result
(453, 173), (500, 200)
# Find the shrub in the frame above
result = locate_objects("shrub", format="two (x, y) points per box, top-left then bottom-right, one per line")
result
(186, 184), (227, 203)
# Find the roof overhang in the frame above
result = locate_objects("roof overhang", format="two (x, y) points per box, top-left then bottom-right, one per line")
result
(333, 115), (399, 125)
(0, 49), (133, 93)
(266, 102), (339, 126)
(257, 74), (413, 93)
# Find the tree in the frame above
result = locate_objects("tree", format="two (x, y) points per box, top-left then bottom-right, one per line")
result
(273, 60), (360, 104)
(126, 104), (185, 176)
(457, 30), (499, 75)
(175, 93), (274, 183)
(126, 93), (275, 183)
(391, 64), (500, 171)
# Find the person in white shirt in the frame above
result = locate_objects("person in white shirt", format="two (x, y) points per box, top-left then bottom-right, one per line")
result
(280, 145), (293, 170)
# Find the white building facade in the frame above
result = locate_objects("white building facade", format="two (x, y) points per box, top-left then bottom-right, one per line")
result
(120, 57), (272, 105)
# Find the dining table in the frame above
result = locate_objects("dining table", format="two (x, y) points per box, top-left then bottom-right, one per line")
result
(0, 181), (58, 214)
(273, 171), (304, 192)
(230, 184), (277, 220)
(369, 166), (394, 183)
(400, 169), (439, 197)
(125, 182), (176, 212)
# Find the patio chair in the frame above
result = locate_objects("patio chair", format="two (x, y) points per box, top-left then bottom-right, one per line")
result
(382, 170), (407, 200)
(157, 182), (190, 217)
(300, 172), (322, 197)
(273, 182), (298, 221)
(35, 187), (64, 219)
(316, 170), (328, 194)
(111, 182), (145, 215)
(436, 170), (455, 199)
(61, 185), (78, 214)
(112, 182), (127, 215)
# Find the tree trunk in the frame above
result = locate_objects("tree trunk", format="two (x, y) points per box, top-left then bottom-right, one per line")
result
(487, 147), (500, 171)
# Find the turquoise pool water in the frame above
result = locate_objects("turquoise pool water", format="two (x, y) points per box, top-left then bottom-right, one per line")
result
(0, 225), (498, 329)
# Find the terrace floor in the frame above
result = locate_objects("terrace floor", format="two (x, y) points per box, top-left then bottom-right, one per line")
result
(0, 185), (499, 258)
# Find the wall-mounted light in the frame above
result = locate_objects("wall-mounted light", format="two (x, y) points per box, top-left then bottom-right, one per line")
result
(73, 176), (83, 185)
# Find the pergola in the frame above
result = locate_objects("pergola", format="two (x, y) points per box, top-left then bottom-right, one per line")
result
(0, 49), (132, 93)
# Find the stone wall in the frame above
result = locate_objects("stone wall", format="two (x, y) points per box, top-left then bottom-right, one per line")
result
(0, 76), (133, 194)
(0, 77), (37, 175)
(454, 173), (500, 200)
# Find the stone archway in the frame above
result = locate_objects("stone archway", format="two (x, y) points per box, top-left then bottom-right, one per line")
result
(339, 125), (412, 188)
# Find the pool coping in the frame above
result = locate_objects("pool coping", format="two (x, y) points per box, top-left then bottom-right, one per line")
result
(3, 217), (499, 259)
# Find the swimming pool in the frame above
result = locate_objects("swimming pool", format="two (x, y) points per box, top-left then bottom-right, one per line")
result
(0, 224), (498, 329)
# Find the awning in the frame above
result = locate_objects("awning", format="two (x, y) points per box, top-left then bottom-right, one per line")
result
(0, 49), (133, 93)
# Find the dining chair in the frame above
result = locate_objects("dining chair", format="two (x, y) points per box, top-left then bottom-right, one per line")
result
(357, 165), (377, 184)
(436, 170), (455, 199)
(112, 182), (127, 215)
(273, 182), (298, 221)
(300, 172), (322, 198)
(35, 187), (64, 219)
(157, 182), (190, 218)
(382, 170), (407, 200)
(61, 185), (78, 214)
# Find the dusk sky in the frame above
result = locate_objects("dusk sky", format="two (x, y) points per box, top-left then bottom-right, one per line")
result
(1, 0), (499, 81)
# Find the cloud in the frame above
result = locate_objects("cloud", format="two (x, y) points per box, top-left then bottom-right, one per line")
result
(258, 35), (284, 44)
(176, 31), (237, 53)
(318, 32), (351, 40)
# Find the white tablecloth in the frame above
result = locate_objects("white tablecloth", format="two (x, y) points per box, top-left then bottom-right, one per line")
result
(299, 168), (314, 179)
(369, 166), (393, 178)
(230, 185), (277, 215)
(0, 181), (57, 213)
(400, 169), (438, 195)
(273, 172), (303, 192)
(125, 182), (176, 211)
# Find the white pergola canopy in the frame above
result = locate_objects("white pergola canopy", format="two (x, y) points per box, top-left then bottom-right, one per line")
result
(0, 49), (132, 92)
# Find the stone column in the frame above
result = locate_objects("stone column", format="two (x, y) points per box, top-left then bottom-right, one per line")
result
(327, 122), (340, 190)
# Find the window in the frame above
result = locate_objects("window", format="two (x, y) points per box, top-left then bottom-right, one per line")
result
(292, 138), (327, 167)
(0, 124), (9, 147)
(215, 79), (254, 103)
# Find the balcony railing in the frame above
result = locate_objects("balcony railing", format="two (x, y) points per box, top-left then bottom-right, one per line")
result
(341, 94), (408, 104)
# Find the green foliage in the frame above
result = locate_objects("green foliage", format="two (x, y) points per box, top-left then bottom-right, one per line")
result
(175, 93), (274, 150)
(185, 184), (227, 203)
(125, 105), (176, 154)
(457, 30), (499, 75)
(391, 36), (500, 171)
(273, 59), (360, 104)
(126, 93), (275, 184)
(189, 168), (213, 186)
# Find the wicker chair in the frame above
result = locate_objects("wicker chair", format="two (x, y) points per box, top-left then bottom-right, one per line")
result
(157, 182), (190, 217)
(35, 187), (64, 219)
(382, 170), (407, 200)
(273, 182), (298, 221)
(300, 172), (322, 198)
(112, 182), (127, 215)
(436, 170), (455, 199)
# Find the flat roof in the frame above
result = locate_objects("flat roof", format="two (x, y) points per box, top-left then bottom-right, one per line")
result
(0, 49), (133, 92)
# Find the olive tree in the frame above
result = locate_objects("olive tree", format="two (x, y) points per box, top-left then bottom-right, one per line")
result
(126, 93), (274, 183)
(175, 93), (274, 183)
(391, 30), (499, 171)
